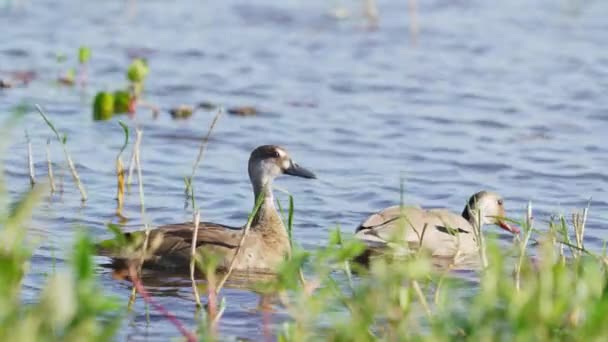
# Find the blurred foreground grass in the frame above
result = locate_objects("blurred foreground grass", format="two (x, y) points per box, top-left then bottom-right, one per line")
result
(265, 206), (608, 341)
(0, 114), (122, 341)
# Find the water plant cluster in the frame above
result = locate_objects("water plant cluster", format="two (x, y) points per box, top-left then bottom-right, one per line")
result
(93, 58), (149, 121)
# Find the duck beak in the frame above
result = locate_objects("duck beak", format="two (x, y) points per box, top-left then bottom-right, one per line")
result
(284, 161), (316, 179)
(498, 220), (520, 234)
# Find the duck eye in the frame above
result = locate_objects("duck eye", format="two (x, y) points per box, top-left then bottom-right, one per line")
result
(271, 151), (281, 158)
(497, 199), (503, 206)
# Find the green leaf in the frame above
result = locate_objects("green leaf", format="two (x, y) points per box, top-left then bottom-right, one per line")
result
(2, 185), (45, 253)
(113, 90), (131, 114)
(35, 105), (62, 142)
(72, 231), (94, 282)
(117, 121), (130, 156)
(93, 91), (114, 121)
(127, 58), (149, 83)
(287, 195), (294, 247)
(66, 68), (75, 80)
(78, 46), (91, 64)
(335, 240), (366, 262)
(329, 226), (343, 246)
(56, 52), (67, 63)
(107, 223), (127, 246)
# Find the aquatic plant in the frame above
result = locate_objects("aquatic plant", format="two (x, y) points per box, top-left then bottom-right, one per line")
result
(91, 58), (154, 121)
(93, 92), (114, 121)
(183, 107), (223, 205)
(57, 46), (90, 86)
(36, 104), (87, 201)
(127, 58), (148, 98)
(115, 121), (129, 218)
(0, 113), (120, 341)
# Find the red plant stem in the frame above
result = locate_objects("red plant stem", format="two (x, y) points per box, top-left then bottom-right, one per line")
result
(207, 283), (218, 333)
(129, 266), (197, 342)
(259, 295), (273, 342)
(262, 306), (272, 342)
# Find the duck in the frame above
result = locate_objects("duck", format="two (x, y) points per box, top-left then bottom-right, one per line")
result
(354, 191), (519, 257)
(99, 145), (316, 272)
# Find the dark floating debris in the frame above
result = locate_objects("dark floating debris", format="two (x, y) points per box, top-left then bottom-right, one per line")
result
(169, 105), (195, 119)
(198, 101), (217, 111)
(1, 70), (37, 88)
(227, 106), (258, 116)
(168, 102), (218, 119)
(58, 72), (76, 86)
(10, 70), (36, 84)
(0, 79), (12, 88)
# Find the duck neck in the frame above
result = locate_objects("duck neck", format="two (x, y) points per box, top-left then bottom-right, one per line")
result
(251, 180), (284, 231)
(461, 207), (481, 232)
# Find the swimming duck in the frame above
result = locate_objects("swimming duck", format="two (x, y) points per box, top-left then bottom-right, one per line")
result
(100, 145), (316, 272)
(355, 191), (519, 257)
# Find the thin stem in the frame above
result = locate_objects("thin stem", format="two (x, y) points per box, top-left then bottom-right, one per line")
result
(516, 201), (534, 292)
(407, 0), (419, 44)
(127, 127), (143, 188)
(215, 192), (265, 292)
(364, 0), (379, 27)
(26, 130), (35, 186)
(190, 211), (202, 307)
(411, 280), (432, 319)
(134, 129), (149, 267)
(46, 139), (56, 193)
(116, 122), (129, 217)
(128, 266), (197, 342)
(35, 104), (87, 201)
(184, 107), (223, 201)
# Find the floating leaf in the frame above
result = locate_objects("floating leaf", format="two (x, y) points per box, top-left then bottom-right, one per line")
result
(55, 52), (67, 63)
(113, 90), (131, 114)
(127, 58), (149, 83)
(78, 46), (91, 64)
(93, 92), (114, 121)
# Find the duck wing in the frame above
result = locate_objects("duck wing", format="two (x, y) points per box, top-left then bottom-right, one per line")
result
(355, 206), (426, 244)
(99, 222), (244, 268)
(355, 206), (477, 256)
(153, 222), (243, 254)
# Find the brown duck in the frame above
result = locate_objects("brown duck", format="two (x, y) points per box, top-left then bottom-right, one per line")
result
(100, 145), (316, 272)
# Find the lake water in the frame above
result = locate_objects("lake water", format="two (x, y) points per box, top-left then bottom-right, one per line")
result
(1, 0), (607, 340)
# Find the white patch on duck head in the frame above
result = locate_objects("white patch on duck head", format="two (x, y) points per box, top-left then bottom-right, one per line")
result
(276, 148), (287, 159)
(469, 191), (504, 225)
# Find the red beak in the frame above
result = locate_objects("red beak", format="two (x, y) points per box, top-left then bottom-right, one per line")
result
(498, 221), (520, 234)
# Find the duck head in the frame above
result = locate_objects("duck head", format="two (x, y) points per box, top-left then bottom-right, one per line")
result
(462, 191), (520, 234)
(248, 145), (316, 189)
